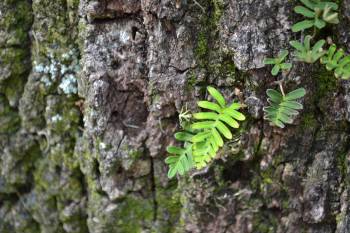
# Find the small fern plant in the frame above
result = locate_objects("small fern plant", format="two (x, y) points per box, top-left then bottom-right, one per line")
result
(292, 0), (339, 32)
(165, 86), (245, 178)
(264, 50), (292, 76)
(290, 35), (326, 63)
(320, 44), (350, 79)
(264, 88), (306, 128)
(263, 0), (345, 128)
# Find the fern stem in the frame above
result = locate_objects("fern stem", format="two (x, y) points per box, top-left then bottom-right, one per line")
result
(279, 82), (285, 96)
(311, 26), (317, 39)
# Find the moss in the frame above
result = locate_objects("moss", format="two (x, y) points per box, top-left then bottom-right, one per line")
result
(337, 152), (349, 185)
(194, 0), (224, 66)
(115, 196), (154, 232)
(155, 182), (183, 232)
(252, 212), (278, 233)
(314, 66), (337, 99)
(195, 32), (209, 68)
(1, 0), (32, 46)
(300, 112), (318, 130)
(192, 0), (237, 86)
(0, 48), (31, 106)
(210, 59), (236, 80)
(0, 95), (20, 133)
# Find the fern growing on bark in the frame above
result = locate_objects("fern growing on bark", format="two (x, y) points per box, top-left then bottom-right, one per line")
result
(264, 88), (306, 128)
(292, 0), (339, 32)
(263, 0), (342, 128)
(320, 44), (350, 79)
(290, 36), (326, 63)
(264, 50), (292, 76)
(165, 86), (245, 178)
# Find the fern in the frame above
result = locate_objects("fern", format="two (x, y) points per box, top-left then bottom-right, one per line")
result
(264, 88), (306, 128)
(320, 44), (350, 79)
(165, 131), (194, 178)
(191, 86), (245, 169)
(290, 35), (326, 63)
(264, 50), (292, 76)
(292, 0), (339, 32)
(165, 86), (245, 178)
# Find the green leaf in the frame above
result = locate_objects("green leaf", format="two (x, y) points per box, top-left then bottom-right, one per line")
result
(292, 20), (314, 32)
(207, 86), (226, 107)
(168, 167), (177, 178)
(219, 114), (239, 128)
(264, 58), (276, 65)
(271, 65), (280, 76)
(174, 132), (193, 141)
(304, 36), (311, 51)
(318, 2), (338, 10)
(266, 89), (283, 102)
(198, 101), (221, 113)
(193, 112), (218, 120)
(165, 156), (179, 164)
(300, 0), (316, 9)
(314, 18), (326, 29)
(192, 131), (211, 143)
(192, 121), (215, 129)
(284, 88), (306, 100)
(278, 50), (289, 61)
(211, 128), (223, 147)
(280, 63), (292, 70)
(224, 109), (246, 121)
(312, 39), (325, 55)
(294, 6), (315, 18)
(228, 102), (241, 110)
(280, 101), (303, 110)
(216, 121), (232, 139)
(290, 40), (304, 51)
(167, 146), (185, 155)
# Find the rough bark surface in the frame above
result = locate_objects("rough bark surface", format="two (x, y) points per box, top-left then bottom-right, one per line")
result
(1, 0), (350, 232)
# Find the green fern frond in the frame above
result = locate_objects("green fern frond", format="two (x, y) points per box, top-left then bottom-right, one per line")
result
(264, 50), (292, 76)
(292, 0), (339, 32)
(264, 88), (306, 128)
(165, 86), (245, 177)
(290, 35), (326, 63)
(165, 131), (194, 178)
(191, 86), (245, 169)
(320, 44), (350, 79)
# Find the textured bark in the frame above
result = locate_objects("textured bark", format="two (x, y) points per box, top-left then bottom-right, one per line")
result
(1, 0), (350, 232)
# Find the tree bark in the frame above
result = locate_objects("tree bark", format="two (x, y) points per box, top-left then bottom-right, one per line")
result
(1, 0), (350, 232)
